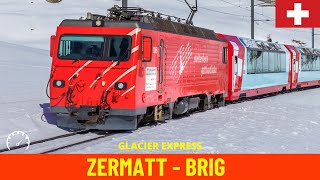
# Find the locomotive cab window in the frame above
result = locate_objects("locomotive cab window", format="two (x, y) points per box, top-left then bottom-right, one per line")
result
(58, 35), (131, 61)
(108, 36), (131, 61)
(223, 47), (228, 64)
(143, 37), (152, 62)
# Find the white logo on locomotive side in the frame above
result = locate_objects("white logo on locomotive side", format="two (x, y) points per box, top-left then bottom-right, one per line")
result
(201, 66), (217, 75)
(171, 43), (193, 80)
(179, 43), (193, 77)
(194, 54), (209, 63)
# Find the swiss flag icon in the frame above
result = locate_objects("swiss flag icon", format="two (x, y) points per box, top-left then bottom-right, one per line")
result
(276, 0), (320, 27)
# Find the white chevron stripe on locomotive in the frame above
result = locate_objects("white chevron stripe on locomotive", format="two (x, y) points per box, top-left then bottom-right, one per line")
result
(170, 43), (193, 80)
(106, 65), (137, 92)
(89, 61), (118, 88)
(68, 60), (92, 81)
(127, 28), (141, 36)
(131, 46), (140, 54)
(121, 86), (136, 97)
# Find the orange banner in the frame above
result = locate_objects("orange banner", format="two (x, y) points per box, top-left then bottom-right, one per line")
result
(0, 154), (319, 180)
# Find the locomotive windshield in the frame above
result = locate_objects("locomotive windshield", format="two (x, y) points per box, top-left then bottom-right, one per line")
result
(58, 35), (132, 61)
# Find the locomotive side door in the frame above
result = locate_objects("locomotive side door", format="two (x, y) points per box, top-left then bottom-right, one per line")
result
(230, 42), (240, 92)
(290, 49), (299, 85)
(158, 38), (166, 93)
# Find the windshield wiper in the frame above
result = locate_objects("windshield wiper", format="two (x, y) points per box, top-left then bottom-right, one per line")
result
(72, 56), (97, 64)
(72, 59), (80, 64)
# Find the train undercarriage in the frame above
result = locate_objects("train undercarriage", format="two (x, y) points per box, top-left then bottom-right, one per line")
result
(55, 93), (226, 131)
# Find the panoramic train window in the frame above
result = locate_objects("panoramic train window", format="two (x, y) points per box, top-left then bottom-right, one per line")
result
(301, 55), (320, 71)
(247, 50), (286, 74)
(58, 35), (131, 61)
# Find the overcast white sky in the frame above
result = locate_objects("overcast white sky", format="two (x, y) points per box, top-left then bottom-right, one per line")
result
(0, 0), (318, 49)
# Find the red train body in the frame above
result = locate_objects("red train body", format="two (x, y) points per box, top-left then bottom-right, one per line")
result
(49, 8), (228, 130)
(49, 7), (320, 130)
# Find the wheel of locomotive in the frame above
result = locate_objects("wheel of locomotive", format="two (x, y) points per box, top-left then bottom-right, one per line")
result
(137, 115), (144, 126)
(217, 95), (225, 108)
(199, 95), (209, 111)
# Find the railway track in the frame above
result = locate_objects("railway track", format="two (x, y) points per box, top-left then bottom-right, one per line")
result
(0, 130), (118, 154)
(40, 132), (117, 154)
(0, 122), (158, 154)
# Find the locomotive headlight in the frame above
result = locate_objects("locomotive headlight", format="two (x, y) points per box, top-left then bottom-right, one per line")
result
(115, 82), (127, 90)
(53, 80), (65, 88)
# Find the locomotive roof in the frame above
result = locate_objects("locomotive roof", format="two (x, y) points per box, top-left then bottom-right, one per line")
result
(59, 7), (225, 42)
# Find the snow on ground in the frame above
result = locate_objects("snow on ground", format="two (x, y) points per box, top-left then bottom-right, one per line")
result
(0, 0), (320, 153)
(0, 41), (68, 149)
(72, 88), (320, 154)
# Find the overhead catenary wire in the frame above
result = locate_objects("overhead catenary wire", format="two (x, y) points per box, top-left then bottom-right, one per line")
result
(119, 0), (320, 44)
(175, 0), (251, 18)
(173, 0), (320, 42)
(218, 0), (312, 34)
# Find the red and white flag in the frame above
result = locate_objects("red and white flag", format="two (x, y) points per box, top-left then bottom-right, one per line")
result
(276, 0), (320, 28)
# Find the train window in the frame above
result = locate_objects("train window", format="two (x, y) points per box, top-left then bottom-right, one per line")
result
(58, 35), (131, 62)
(142, 37), (152, 62)
(247, 49), (286, 74)
(268, 52), (275, 72)
(301, 55), (320, 71)
(262, 52), (269, 72)
(50, 35), (56, 58)
(280, 53), (286, 72)
(223, 47), (228, 64)
(274, 53), (280, 72)
(58, 35), (104, 60)
(108, 36), (131, 61)
(256, 51), (263, 73)
(247, 50), (256, 74)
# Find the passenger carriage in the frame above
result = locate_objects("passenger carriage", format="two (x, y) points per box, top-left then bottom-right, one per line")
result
(218, 34), (292, 101)
(295, 47), (320, 88)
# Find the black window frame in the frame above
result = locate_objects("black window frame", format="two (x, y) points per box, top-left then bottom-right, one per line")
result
(142, 36), (153, 62)
(57, 34), (132, 62)
(223, 47), (228, 64)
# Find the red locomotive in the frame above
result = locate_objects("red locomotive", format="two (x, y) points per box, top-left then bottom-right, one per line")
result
(49, 7), (228, 130)
(49, 6), (320, 131)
